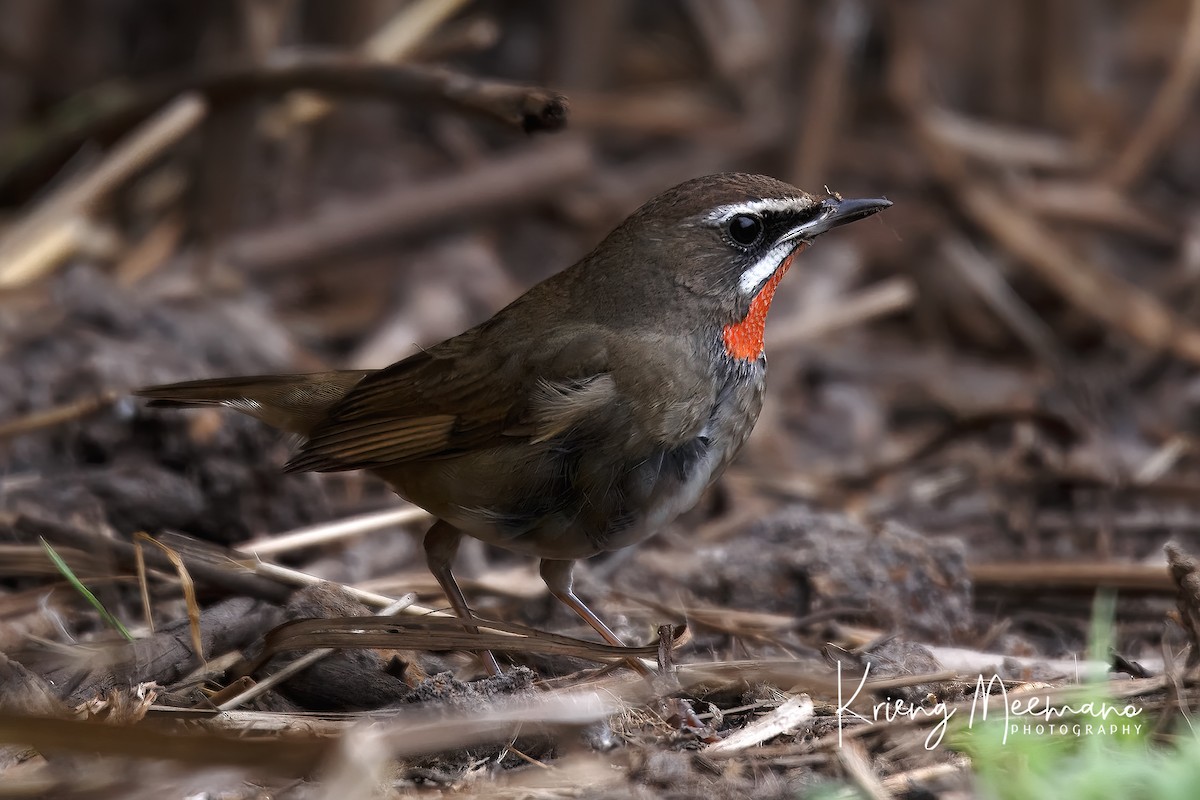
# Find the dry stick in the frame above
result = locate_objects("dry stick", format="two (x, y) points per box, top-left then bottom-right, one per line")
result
(790, 409), (1076, 494)
(21, 514), (637, 668)
(151, 531), (544, 666)
(317, 724), (394, 800)
(880, 760), (969, 794)
(0, 217), (96, 289)
(838, 740), (893, 800)
(771, 277), (916, 347)
(250, 560), (441, 613)
(863, 671), (961, 694)
(1135, 436), (1191, 485)
(1106, 0), (1200, 189)
(670, 661), (956, 696)
(705, 694), (815, 754)
(228, 136), (594, 272)
(2, 56), (568, 204)
(407, 15), (502, 63)
(0, 391), (118, 442)
(355, 564), (546, 601)
(790, 0), (866, 187)
(155, 705), (354, 734)
(954, 176), (1200, 365)
(1010, 180), (1177, 243)
(885, 19), (1200, 367)
(682, 0), (770, 84)
(365, 0), (471, 61)
(1165, 543), (1200, 666)
(215, 593), (418, 712)
(237, 505), (429, 558)
(563, 114), (788, 230)
(969, 561), (1173, 593)
(0, 711), (331, 774)
(940, 236), (1066, 368)
(567, 87), (734, 135)
(236, 55), (569, 133)
(281, 0), (471, 126)
(925, 644), (1132, 679)
(115, 213), (185, 285)
(0, 94), (206, 289)
(251, 616), (667, 666)
(1037, 508), (1200, 534)
(360, 690), (616, 759)
(547, 1), (625, 90)
(923, 107), (1087, 170)
(247, 560), (539, 655)
(28, 94), (204, 218)
(1041, 2), (1088, 131)
(132, 533), (204, 663)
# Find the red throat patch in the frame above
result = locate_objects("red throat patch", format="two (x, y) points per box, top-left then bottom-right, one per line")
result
(722, 245), (804, 360)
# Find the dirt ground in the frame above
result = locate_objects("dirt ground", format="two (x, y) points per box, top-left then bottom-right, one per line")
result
(3, 2), (1200, 798)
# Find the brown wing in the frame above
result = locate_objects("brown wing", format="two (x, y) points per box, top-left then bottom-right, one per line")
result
(284, 325), (612, 473)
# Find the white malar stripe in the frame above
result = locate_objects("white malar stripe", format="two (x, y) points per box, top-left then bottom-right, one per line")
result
(738, 240), (794, 295)
(707, 197), (815, 222)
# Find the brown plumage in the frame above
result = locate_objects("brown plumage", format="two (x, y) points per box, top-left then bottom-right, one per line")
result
(137, 173), (890, 675)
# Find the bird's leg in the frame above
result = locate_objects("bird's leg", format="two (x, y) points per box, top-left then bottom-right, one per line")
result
(424, 520), (502, 676)
(540, 558), (653, 677)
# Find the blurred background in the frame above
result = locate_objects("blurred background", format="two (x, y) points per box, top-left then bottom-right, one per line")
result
(3, 0), (1200, 693)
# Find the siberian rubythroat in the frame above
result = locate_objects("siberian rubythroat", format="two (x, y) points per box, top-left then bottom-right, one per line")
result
(137, 173), (890, 675)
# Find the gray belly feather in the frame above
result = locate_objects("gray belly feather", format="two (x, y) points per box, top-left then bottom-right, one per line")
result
(398, 359), (765, 560)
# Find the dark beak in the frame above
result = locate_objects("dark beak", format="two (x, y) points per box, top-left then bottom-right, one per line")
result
(790, 196), (892, 239)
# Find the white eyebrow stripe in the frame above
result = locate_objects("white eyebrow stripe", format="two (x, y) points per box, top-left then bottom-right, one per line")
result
(738, 239), (795, 295)
(707, 197), (814, 222)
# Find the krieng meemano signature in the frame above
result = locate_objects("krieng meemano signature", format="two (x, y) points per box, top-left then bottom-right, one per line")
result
(834, 663), (1144, 749)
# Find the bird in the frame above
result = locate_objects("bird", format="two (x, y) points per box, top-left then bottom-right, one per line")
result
(136, 173), (890, 676)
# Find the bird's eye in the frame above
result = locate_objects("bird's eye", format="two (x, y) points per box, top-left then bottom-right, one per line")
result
(727, 214), (764, 247)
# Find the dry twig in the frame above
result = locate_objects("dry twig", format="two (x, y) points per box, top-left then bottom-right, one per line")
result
(1106, 0), (1200, 188)
(0, 94), (205, 289)
(228, 136), (593, 271)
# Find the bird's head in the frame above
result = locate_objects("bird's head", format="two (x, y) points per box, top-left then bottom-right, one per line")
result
(580, 173), (891, 360)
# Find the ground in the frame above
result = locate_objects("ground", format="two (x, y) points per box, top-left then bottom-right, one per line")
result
(2, 3), (1200, 798)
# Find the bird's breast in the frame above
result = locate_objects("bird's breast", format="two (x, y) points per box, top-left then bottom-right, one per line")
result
(380, 352), (767, 560)
(589, 356), (766, 552)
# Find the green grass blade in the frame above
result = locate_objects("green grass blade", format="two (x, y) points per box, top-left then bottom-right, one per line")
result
(40, 537), (134, 641)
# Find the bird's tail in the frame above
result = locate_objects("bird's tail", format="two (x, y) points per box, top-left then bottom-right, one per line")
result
(135, 371), (372, 437)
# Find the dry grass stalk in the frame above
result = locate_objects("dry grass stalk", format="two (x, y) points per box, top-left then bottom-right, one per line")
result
(969, 561), (1173, 592)
(247, 614), (673, 666)
(228, 136), (593, 271)
(237, 505), (429, 558)
(1105, 0), (1200, 188)
(250, 560), (443, 613)
(0, 392), (118, 443)
(132, 533), (202, 662)
(0, 94), (206, 289)
(771, 277), (917, 347)
(838, 739), (892, 800)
